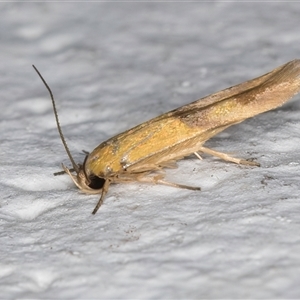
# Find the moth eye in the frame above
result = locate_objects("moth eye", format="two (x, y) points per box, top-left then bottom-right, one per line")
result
(88, 175), (105, 189)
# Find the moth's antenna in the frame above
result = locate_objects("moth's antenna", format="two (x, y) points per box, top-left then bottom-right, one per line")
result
(32, 65), (80, 174)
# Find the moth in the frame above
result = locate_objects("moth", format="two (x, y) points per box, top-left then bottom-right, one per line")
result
(33, 60), (300, 214)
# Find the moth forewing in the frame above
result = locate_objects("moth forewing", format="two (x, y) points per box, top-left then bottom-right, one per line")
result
(34, 60), (300, 214)
(86, 59), (300, 175)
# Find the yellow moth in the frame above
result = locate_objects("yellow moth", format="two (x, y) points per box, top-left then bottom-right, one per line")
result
(33, 60), (300, 214)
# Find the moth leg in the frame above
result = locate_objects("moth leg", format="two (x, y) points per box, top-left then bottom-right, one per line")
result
(156, 179), (201, 191)
(194, 152), (203, 160)
(198, 146), (260, 167)
(54, 170), (66, 176)
(92, 179), (111, 215)
(137, 174), (201, 191)
(54, 167), (76, 176)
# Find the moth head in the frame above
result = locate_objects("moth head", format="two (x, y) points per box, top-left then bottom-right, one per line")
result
(71, 155), (106, 194)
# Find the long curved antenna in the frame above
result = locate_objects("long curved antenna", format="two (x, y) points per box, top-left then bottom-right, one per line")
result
(32, 65), (80, 174)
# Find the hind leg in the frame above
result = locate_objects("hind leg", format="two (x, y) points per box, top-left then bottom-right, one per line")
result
(197, 146), (260, 166)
